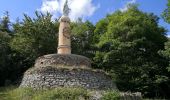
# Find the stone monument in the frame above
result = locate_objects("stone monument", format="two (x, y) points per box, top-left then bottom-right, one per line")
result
(58, 0), (71, 54)
(20, 0), (116, 90)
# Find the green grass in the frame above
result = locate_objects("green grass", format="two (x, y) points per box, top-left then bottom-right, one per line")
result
(101, 91), (121, 100)
(0, 86), (146, 100)
(0, 86), (91, 100)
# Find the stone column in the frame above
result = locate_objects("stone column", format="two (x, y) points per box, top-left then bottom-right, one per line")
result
(57, 16), (71, 54)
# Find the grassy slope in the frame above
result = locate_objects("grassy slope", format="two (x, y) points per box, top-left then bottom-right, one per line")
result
(0, 86), (123, 100)
(0, 87), (91, 100)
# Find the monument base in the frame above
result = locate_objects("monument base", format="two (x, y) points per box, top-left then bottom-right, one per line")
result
(34, 54), (91, 68)
(20, 54), (117, 90)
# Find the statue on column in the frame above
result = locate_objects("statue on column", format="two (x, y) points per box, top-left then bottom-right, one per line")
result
(63, 0), (70, 16)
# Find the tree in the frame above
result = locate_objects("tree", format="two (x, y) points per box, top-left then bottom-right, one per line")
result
(0, 11), (11, 33)
(0, 12), (13, 85)
(94, 5), (169, 98)
(160, 39), (170, 71)
(161, 0), (170, 72)
(162, 0), (170, 23)
(94, 17), (109, 43)
(0, 32), (11, 85)
(10, 12), (59, 73)
(71, 20), (96, 58)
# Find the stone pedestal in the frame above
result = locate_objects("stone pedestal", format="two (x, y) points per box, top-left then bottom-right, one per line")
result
(58, 16), (71, 54)
(20, 54), (117, 90)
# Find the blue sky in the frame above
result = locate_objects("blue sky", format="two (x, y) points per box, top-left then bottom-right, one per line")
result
(0, 0), (169, 36)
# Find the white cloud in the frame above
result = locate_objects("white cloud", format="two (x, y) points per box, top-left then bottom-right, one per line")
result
(120, 0), (137, 12)
(40, 0), (59, 14)
(39, 0), (99, 21)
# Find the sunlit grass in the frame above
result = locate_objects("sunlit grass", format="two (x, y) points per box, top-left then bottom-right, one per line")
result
(0, 86), (90, 100)
(0, 86), (146, 100)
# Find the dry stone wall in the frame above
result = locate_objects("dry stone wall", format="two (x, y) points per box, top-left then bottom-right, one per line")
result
(20, 66), (117, 90)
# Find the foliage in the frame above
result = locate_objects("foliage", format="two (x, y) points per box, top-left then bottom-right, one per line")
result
(9, 12), (59, 76)
(0, 11), (11, 33)
(0, 11), (59, 86)
(11, 12), (58, 59)
(94, 5), (169, 98)
(160, 39), (170, 72)
(102, 91), (121, 100)
(162, 0), (170, 23)
(0, 12), (11, 76)
(0, 30), (11, 86)
(0, 32), (10, 69)
(71, 19), (96, 58)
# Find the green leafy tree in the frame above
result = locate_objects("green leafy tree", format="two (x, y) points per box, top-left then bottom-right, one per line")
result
(160, 39), (170, 71)
(71, 20), (96, 58)
(162, 0), (170, 23)
(0, 11), (11, 33)
(94, 5), (169, 98)
(10, 12), (59, 71)
(0, 32), (11, 85)
(0, 12), (13, 85)
(94, 17), (109, 43)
